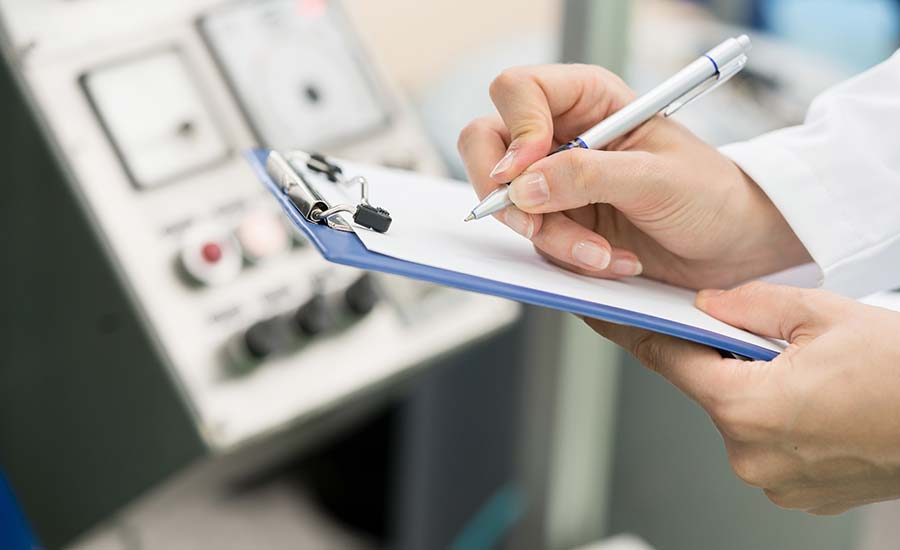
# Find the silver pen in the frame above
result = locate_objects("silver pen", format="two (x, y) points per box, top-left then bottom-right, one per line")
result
(464, 35), (752, 222)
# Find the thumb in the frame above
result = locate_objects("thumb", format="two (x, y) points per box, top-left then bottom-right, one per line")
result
(508, 148), (667, 214)
(696, 282), (838, 343)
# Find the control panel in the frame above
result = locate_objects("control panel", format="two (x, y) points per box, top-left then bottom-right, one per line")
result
(0, 0), (518, 449)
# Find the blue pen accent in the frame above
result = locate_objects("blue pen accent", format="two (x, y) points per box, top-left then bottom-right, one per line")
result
(550, 142), (576, 154)
(704, 54), (720, 76)
(551, 137), (590, 155)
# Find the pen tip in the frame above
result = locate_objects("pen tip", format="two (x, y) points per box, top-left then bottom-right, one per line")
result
(464, 213), (476, 222)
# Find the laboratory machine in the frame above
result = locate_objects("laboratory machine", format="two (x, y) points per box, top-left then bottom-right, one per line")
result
(0, 0), (519, 546)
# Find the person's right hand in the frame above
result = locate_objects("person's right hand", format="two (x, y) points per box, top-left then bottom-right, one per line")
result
(457, 64), (811, 289)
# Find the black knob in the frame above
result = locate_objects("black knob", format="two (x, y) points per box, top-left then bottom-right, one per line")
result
(244, 318), (293, 360)
(294, 294), (334, 337)
(345, 274), (379, 316)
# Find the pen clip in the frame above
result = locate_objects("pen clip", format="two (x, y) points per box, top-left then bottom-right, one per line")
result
(663, 54), (747, 117)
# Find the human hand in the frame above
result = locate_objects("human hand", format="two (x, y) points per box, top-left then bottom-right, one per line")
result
(458, 64), (810, 289)
(588, 281), (900, 515)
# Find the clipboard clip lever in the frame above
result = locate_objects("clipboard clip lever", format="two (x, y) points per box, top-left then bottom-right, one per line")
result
(268, 151), (393, 234)
(663, 54), (747, 117)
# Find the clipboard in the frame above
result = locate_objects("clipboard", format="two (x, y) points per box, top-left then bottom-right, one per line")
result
(247, 148), (780, 361)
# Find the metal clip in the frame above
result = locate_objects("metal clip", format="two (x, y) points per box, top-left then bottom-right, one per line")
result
(311, 176), (372, 233)
(278, 151), (389, 233)
(663, 54), (747, 117)
(311, 205), (355, 232)
(266, 151), (329, 222)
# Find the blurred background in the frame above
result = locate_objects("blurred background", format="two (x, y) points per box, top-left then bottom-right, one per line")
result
(0, 0), (898, 549)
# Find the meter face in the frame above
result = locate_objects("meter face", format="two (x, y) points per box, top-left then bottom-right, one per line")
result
(82, 49), (231, 189)
(201, 0), (389, 150)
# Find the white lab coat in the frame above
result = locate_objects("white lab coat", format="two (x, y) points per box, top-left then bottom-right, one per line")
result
(720, 50), (900, 298)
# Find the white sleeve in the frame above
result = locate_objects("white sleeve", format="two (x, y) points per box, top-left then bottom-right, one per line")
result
(720, 50), (900, 298)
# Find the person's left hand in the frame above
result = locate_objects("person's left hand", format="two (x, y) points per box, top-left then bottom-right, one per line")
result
(588, 281), (900, 515)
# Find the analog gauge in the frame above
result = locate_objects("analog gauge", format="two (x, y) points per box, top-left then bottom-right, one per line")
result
(82, 49), (230, 189)
(201, 0), (389, 150)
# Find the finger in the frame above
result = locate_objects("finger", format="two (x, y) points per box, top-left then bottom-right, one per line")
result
(487, 64), (635, 182)
(531, 212), (642, 276)
(507, 148), (669, 215)
(458, 116), (543, 235)
(586, 318), (742, 407)
(695, 282), (844, 343)
(458, 115), (512, 201)
(536, 246), (637, 278)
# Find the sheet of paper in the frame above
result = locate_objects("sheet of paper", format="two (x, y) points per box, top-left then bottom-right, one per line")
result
(314, 161), (784, 354)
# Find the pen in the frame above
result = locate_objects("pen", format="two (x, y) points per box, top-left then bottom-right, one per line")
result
(464, 35), (752, 222)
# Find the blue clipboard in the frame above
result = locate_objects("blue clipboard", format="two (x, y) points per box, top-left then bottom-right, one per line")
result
(0, 470), (38, 550)
(248, 149), (778, 361)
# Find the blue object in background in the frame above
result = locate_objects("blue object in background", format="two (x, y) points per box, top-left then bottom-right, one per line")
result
(759, 0), (900, 71)
(0, 471), (39, 550)
(450, 484), (525, 550)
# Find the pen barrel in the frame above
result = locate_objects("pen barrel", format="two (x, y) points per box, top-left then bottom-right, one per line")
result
(707, 35), (752, 67)
(579, 57), (715, 149)
(470, 186), (513, 220)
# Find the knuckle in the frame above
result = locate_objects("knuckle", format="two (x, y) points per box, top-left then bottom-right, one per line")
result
(783, 287), (817, 337)
(578, 63), (629, 94)
(592, 64), (628, 89)
(729, 453), (769, 488)
(456, 117), (489, 154)
(489, 68), (524, 98)
(764, 489), (800, 510)
(711, 401), (757, 442)
(712, 392), (784, 445)
(631, 333), (664, 372)
(763, 489), (793, 510)
(512, 119), (550, 141)
(567, 152), (594, 201)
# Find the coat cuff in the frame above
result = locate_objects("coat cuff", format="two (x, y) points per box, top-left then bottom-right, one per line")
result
(720, 139), (891, 297)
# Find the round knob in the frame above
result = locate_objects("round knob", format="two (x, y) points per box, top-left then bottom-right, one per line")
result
(345, 274), (378, 316)
(243, 318), (293, 360)
(294, 294), (334, 337)
(179, 224), (242, 286)
(236, 211), (290, 263)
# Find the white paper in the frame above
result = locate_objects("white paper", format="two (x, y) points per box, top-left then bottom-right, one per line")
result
(311, 160), (784, 354)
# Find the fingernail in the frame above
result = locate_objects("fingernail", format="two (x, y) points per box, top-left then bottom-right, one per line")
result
(509, 172), (549, 209)
(611, 258), (643, 276)
(504, 208), (534, 239)
(572, 241), (611, 270)
(490, 147), (517, 178)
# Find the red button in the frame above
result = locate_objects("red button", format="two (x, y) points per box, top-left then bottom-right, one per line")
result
(201, 242), (223, 264)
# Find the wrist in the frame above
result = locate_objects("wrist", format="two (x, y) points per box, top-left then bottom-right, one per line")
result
(734, 167), (813, 276)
